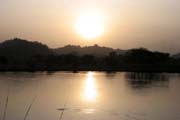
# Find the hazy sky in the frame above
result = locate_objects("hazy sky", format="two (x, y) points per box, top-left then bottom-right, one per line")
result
(0, 0), (180, 53)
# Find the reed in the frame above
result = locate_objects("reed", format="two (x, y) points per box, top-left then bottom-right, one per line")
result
(59, 108), (65, 120)
(23, 95), (37, 120)
(3, 94), (9, 120)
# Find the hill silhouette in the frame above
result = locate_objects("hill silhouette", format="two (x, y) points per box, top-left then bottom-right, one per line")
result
(0, 38), (126, 58)
(172, 53), (180, 59)
(0, 38), (53, 63)
(54, 44), (125, 57)
(0, 38), (179, 72)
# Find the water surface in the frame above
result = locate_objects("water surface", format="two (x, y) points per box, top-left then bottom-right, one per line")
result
(0, 72), (180, 120)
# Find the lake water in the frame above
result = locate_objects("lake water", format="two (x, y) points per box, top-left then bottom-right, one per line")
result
(0, 72), (180, 120)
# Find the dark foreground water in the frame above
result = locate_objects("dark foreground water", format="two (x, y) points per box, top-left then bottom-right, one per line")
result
(0, 72), (180, 120)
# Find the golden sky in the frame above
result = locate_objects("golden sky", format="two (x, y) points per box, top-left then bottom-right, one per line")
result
(0, 0), (180, 53)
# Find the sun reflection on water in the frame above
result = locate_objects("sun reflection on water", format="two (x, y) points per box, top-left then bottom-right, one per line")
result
(83, 72), (97, 102)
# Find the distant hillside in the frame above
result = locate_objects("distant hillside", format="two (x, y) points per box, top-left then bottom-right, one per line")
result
(0, 38), (126, 60)
(172, 53), (180, 59)
(54, 44), (126, 57)
(0, 38), (179, 72)
(0, 38), (53, 63)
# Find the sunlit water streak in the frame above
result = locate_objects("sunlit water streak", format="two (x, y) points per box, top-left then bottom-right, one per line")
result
(83, 72), (97, 102)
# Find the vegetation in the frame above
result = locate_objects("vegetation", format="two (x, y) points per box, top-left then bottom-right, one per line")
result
(0, 38), (180, 72)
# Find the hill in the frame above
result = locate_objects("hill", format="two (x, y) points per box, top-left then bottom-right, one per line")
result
(54, 44), (125, 57)
(0, 38), (179, 72)
(172, 53), (180, 59)
(0, 38), (53, 63)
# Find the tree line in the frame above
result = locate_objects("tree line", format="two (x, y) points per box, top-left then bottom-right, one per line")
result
(0, 47), (180, 72)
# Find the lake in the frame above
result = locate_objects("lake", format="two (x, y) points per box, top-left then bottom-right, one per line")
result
(0, 72), (180, 120)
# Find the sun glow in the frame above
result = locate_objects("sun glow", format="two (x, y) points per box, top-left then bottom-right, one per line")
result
(75, 11), (105, 39)
(83, 72), (97, 101)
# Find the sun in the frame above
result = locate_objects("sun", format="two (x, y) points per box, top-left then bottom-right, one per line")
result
(75, 11), (105, 39)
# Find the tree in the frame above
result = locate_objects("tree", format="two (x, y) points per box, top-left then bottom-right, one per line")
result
(105, 52), (119, 66)
(81, 55), (96, 65)
(124, 48), (170, 64)
(0, 56), (8, 64)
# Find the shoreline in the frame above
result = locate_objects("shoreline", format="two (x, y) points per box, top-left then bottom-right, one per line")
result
(0, 65), (180, 73)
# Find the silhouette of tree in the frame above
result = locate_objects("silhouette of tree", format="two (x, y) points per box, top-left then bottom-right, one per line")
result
(105, 52), (119, 66)
(124, 48), (170, 64)
(81, 55), (96, 65)
(63, 54), (79, 66)
(0, 56), (8, 64)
